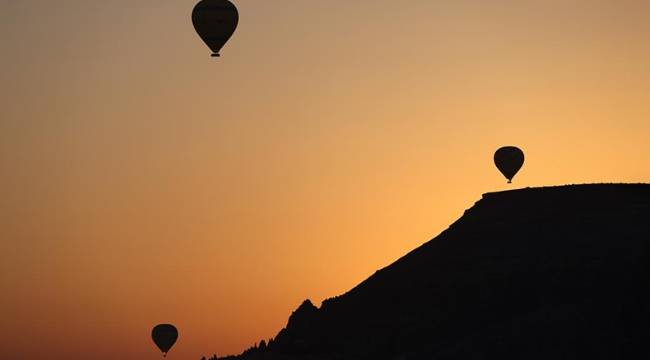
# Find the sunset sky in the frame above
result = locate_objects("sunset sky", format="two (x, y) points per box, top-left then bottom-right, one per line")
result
(2, 0), (650, 358)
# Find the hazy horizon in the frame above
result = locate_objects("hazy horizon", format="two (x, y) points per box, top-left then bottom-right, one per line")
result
(2, 1), (650, 358)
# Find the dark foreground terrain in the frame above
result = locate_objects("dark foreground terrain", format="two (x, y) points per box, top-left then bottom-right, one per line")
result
(206, 184), (650, 360)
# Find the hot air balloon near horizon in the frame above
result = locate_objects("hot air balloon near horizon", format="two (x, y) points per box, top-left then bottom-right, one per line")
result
(192, 0), (239, 57)
(152, 324), (178, 358)
(494, 146), (525, 183)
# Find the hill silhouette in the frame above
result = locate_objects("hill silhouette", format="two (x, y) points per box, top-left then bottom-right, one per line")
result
(208, 184), (650, 360)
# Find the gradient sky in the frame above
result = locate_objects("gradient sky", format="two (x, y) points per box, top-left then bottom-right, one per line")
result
(2, 0), (650, 358)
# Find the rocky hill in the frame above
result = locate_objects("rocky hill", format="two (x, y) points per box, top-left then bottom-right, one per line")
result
(212, 184), (650, 360)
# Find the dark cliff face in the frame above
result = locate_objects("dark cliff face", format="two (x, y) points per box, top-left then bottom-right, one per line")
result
(229, 184), (650, 360)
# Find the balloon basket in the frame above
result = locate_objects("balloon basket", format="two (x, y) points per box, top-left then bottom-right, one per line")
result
(211, 53), (221, 57)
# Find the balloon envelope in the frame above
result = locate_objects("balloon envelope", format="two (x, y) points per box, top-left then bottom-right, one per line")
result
(192, 0), (239, 57)
(152, 324), (178, 357)
(494, 146), (525, 183)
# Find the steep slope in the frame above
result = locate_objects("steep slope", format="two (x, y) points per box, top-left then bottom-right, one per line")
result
(221, 184), (650, 360)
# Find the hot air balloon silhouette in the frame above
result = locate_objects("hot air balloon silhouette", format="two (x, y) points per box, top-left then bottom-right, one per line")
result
(192, 0), (239, 57)
(494, 146), (525, 183)
(151, 324), (178, 358)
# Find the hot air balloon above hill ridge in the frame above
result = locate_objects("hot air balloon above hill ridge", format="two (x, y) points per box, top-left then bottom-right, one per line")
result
(494, 146), (525, 183)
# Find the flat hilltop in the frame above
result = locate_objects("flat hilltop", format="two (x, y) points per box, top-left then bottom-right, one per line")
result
(213, 184), (650, 360)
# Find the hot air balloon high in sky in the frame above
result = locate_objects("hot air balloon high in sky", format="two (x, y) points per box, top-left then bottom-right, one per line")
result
(192, 0), (239, 57)
(494, 146), (525, 183)
(152, 324), (179, 358)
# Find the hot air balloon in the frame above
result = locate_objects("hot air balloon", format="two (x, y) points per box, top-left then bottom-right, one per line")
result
(152, 324), (178, 358)
(494, 146), (525, 183)
(192, 0), (239, 57)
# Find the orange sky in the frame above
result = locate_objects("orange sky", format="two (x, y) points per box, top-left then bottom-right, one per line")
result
(2, 1), (650, 358)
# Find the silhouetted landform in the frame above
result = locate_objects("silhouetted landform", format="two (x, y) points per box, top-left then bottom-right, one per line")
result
(205, 184), (650, 360)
